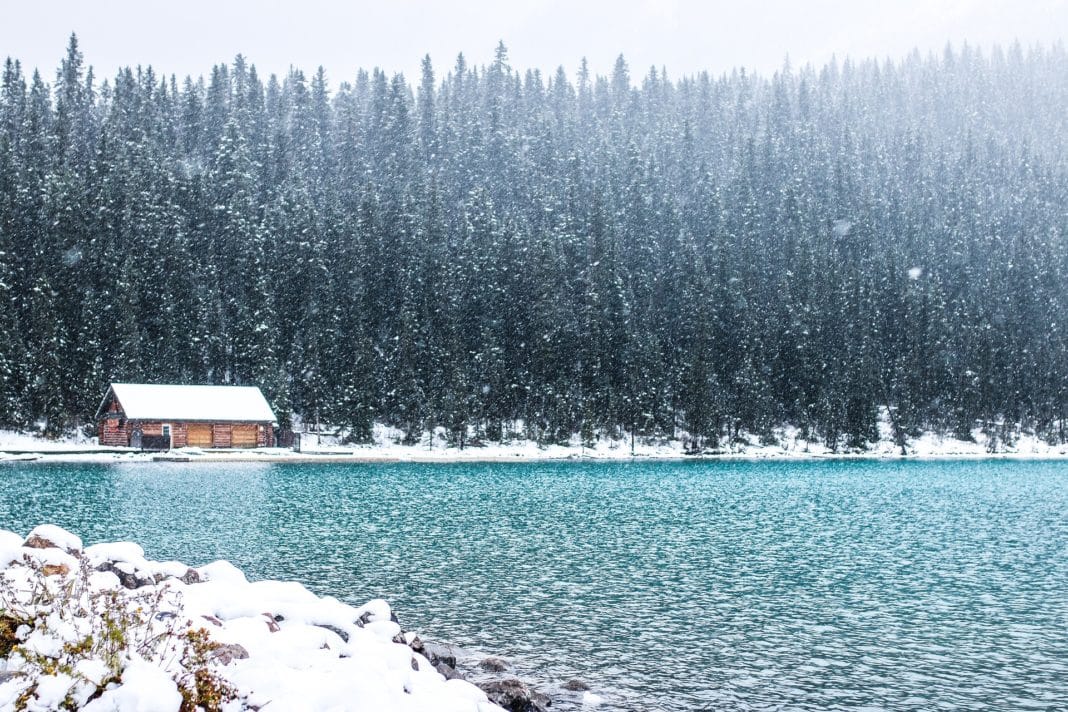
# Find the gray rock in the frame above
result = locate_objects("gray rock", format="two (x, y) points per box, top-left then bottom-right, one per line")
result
(315, 623), (350, 643)
(479, 656), (509, 672)
(435, 662), (464, 681)
(561, 679), (589, 691)
(478, 679), (551, 712)
(155, 568), (201, 585)
(95, 561), (154, 589)
(421, 641), (458, 669)
(211, 643), (249, 665)
(357, 608), (400, 627)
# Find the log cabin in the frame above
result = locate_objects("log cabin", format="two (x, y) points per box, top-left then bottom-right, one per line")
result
(95, 383), (277, 450)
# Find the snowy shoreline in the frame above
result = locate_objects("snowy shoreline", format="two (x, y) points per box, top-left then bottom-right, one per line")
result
(0, 525), (567, 711)
(2, 423), (1068, 464)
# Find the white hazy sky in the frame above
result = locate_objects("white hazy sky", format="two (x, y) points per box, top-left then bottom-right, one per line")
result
(3, 0), (1066, 86)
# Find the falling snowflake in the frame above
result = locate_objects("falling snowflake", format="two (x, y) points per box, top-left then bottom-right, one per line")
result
(832, 219), (853, 237)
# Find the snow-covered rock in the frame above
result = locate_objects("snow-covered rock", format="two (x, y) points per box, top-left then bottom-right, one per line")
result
(0, 525), (507, 712)
(24, 524), (83, 553)
(84, 541), (146, 566)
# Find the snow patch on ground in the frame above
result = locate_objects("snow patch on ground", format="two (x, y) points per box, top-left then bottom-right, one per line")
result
(0, 428), (97, 451)
(4, 413), (1068, 463)
(293, 414), (1068, 461)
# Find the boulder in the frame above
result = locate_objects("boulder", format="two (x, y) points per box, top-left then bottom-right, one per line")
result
(479, 656), (509, 672)
(561, 679), (590, 691)
(354, 598), (393, 627)
(23, 525), (83, 555)
(478, 679), (551, 712)
(23, 534), (59, 551)
(211, 643), (249, 665)
(421, 641), (458, 669)
(95, 561), (154, 589)
(315, 623), (350, 643)
(401, 634), (465, 679)
(435, 662), (464, 681)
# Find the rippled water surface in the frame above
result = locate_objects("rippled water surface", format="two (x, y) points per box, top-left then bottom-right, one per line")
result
(2, 459), (1067, 710)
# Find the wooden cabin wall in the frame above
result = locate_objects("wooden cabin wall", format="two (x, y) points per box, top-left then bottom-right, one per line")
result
(96, 419), (273, 448)
(98, 418), (128, 446)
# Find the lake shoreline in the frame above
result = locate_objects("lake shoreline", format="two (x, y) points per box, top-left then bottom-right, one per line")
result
(3, 421), (1068, 463)
(4, 447), (1068, 464)
(0, 524), (547, 711)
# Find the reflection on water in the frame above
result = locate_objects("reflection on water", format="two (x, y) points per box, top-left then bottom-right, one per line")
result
(2, 459), (1067, 711)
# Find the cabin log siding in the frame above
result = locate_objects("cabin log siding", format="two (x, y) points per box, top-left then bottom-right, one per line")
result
(101, 420), (273, 449)
(212, 424), (232, 449)
(98, 417), (127, 446)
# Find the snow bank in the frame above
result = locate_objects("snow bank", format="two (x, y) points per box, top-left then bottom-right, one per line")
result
(5, 413), (1068, 463)
(0, 526), (504, 712)
(0, 428), (97, 451)
(83, 659), (183, 712)
(294, 415), (1068, 461)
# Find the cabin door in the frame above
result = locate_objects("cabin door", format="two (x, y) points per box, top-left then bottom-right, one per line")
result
(188, 423), (213, 448)
(231, 424), (258, 448)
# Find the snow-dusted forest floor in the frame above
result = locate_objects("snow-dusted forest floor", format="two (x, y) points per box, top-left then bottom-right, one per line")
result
(2, 420), (1067, 463)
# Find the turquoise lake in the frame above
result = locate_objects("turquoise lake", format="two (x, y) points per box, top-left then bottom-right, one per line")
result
(1, 459), (1067, 710)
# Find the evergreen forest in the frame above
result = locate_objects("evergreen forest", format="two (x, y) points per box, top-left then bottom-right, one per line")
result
(1, 36), (1067, 449)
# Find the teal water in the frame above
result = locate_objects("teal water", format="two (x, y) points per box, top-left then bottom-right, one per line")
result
(1, 459), (1067, 710)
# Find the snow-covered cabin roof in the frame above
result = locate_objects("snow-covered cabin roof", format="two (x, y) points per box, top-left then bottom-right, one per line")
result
(100, 383), (276, 422)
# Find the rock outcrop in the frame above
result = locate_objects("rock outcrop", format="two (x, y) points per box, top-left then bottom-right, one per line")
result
(0, 524), (512, 712)
(478, 679), (552, 712)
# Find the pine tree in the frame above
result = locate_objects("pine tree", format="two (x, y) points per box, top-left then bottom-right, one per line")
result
(0, 38), (1066, 447)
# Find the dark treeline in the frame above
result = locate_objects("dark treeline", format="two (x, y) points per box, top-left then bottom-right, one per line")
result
(1, 36), (1067, 449)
